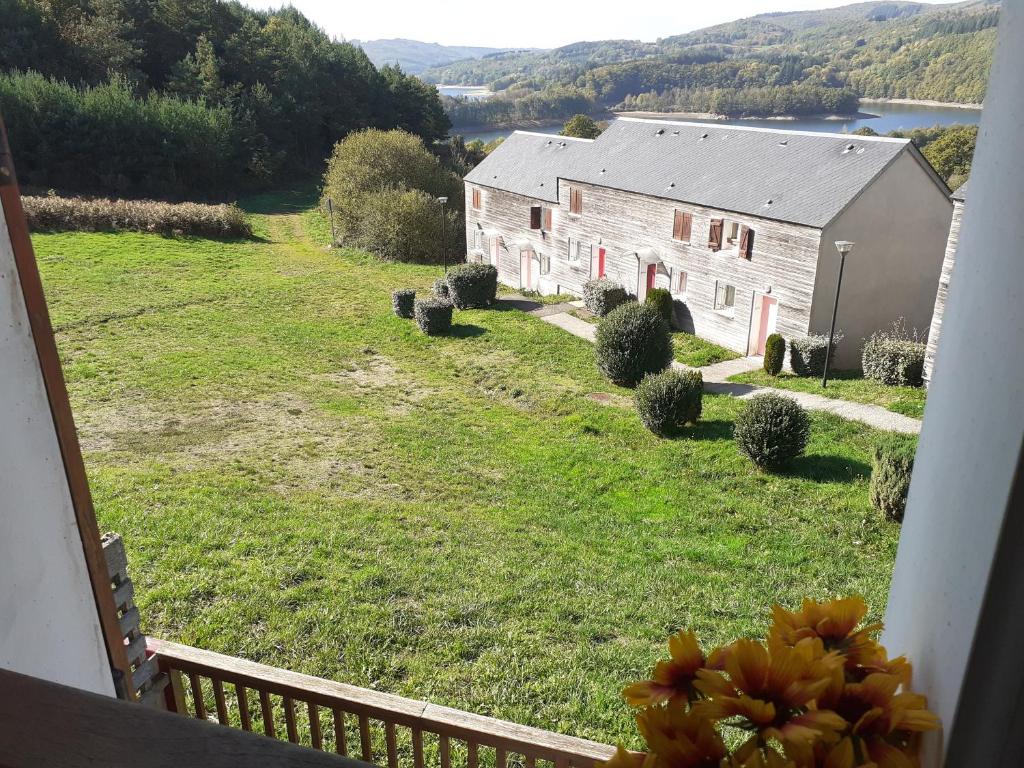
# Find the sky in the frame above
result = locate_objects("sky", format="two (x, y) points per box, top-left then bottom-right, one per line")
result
(238, 0), (963, 49)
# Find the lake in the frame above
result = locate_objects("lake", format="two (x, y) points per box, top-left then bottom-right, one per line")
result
(455, 102), (982, 143)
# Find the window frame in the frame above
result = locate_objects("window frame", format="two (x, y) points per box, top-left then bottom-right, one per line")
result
(673, 269), (688, 297)
(713, 280), (736, 314)
(539, 252), (551, 276)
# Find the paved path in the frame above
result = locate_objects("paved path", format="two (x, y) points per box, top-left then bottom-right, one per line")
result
(499, 297), (922, 434)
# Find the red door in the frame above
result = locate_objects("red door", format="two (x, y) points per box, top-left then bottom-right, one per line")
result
(521, 250), (534, 290)
(593, 247), (606, 278)
(646, 264), (657, 291)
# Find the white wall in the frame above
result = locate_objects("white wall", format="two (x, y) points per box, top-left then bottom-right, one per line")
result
(0, 197), (115, 695)
(882, 4), (1024, 764)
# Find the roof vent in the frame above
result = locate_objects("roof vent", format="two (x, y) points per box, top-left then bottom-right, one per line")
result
(765, 199), (774, 207)
(539, 182), (544, 187)
(857, 147), (866, 155)
(600, 168), (606, 174)
(546, 140), (553, 145)
(699, 132), (708, 140)
(667, 182), (676, 189)
(778, 140), (788, 146)
(656, 128), (665, 136)
(560, 141), (567, 147)
(843, 143), (856, 153)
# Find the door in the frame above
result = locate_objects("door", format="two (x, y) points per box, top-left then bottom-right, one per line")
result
(520, 249), (535, 291)
(754, 296), (778, 355)
(591, 247), (606, 279)
(639, 263), (657, 301)
(490, 238), (500, 269)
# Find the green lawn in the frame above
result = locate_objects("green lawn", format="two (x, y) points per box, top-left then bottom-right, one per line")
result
(671, 331), (741, 368)
(35, 192), (899, 748)
(730, 370), (927, 418)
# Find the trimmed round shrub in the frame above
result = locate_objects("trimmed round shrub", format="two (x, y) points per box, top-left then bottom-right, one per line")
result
(414, 297), (453, 335)
(763, 334), (785, 376)
(789, 333), (842, 377)
(645, 288), (674, 326)
(862, 330), (925, 387)
(392, 289), (415, 319)
(870, 433), (918, 521)
(734, 393), (811, 469)
(595, 302), (673, 387)
(446, 263), (498, 309)
(635, 369), (703, 436)
(583, 278), (629, 317)
(433, 278), (450, 298)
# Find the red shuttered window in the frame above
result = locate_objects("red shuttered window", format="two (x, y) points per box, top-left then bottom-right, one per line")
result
(673, 210), (692, 242)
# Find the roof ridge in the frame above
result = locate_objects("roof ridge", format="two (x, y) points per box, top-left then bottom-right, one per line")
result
(613, 116), (910, 143)
(509, 130), (595, 142)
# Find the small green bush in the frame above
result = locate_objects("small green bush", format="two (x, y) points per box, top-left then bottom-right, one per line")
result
(392, 289), (416, 319)
(645, 288), (674, 326)
(22, 194), (252, 238)
(870, 433), (918, 521)
(789, 333), (841, 377)
(734, 393), (811, 469)
(414, 297), (453, 335)
(583, 279), (629, 317)
(445, 263), (498, 309)
(433, 278), (450, 298)
(635, 369), (703, 436)
(862, 322), (925, 386)
(595, 302), (673, 387)
(763, 334), (785, 376)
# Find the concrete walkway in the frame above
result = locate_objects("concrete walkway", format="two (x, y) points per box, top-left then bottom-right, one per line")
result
(502, 298), (922, 434)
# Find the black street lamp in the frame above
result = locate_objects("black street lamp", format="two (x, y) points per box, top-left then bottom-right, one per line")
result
(822, 240), (854, 388)
(437, 196), (449, 273)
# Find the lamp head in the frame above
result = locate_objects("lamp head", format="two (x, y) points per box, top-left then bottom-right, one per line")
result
(437, 196), (449, 205)
(834, 240), (854, 255)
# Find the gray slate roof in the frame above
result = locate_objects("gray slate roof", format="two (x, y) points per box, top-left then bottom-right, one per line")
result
(951, 179), (968, 201)
(465, 118), (929, 228)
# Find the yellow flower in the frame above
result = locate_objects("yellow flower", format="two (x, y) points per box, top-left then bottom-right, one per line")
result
(770, 598), (882, 668)
(623, 631), (707, 708)
(598, 704), (727, 768)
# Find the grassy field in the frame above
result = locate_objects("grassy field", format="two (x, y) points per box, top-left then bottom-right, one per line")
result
(730, 370), (927, 418)
(36, 191), (900, 747)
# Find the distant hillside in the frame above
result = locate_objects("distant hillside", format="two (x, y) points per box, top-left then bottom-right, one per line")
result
(354, 39), (527, 75)
(429, 0), (998, 126)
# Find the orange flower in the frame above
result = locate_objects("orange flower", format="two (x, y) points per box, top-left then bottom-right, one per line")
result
(770, 598), (881, 669)
(599, 704), (727, 768)
(623, 631), (707, 708)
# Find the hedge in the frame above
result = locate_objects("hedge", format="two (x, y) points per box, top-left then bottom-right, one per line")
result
(583, 279), (629, 317)
(445, 263), (498, 309)
(595, 302), (673, 387)
(734, 393), (811, 469)
(862, 329), (925, 387)
(645, 288), (674, 326)
(635, 369), (703, 436)
(870, 433), (918, 521)
(392, 289), (416, 319)
(790, 333), (842, 377)
(763, 334), (785, 376)
(414, 297), (453, 335)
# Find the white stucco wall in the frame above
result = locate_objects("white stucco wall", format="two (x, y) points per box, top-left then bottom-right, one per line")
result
(0, 198), (115, 695)
(813, 149), (952, 369)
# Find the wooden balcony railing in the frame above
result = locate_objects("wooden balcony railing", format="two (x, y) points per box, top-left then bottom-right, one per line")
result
(149, 639), (616, 768)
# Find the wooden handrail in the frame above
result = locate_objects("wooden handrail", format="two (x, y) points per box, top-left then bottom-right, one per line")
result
(148, 638), (615, 768)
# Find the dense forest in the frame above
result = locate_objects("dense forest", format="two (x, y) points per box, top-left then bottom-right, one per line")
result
(0, 0), (450, 199)
(427, 1), (998, 127)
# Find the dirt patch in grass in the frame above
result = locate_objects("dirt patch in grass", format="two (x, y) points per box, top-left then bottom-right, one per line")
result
(587, 391), (632, 408)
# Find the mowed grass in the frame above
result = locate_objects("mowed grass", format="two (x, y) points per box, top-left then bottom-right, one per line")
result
(35, 192), (900, 747)
(672, 331), (741, 368)
(730, 370), (927, 418)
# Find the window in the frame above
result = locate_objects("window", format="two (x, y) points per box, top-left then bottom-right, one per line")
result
(569, 187), (583, 215)
(472, 188), (482, 210)
(530, 206), (542, 230)
(568, 238), (590, 263)
(725, 220), (741, 244)
(673, 270), (688, 296)
(708, 218), (724, 251)
(672, 210), (692, 242)
(539, 253), (551, 275)
(473, 229), (488, 253)
(714, 281), (736, 313)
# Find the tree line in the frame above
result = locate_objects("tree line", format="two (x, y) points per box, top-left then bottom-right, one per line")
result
(0, 0), (450, 199)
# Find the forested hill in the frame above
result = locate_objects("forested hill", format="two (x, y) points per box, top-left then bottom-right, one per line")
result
(426, 0), (998, 126)
(0, 0), (450, 199)
(353, 39), (523, 75)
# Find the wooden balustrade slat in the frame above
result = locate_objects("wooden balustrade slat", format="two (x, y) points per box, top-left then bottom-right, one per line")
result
(496, 747), (508, 768)
(188, 673), (206, 720)
(468, 742), (479, 768)
(212, 679), (229, 725)
(439, 735), (451, 768)
(164, 669), (187, 715)
(236, 685), (251, 731)
(333, 709), (347, 755)
(260, 689), (275, 737)
(359, 714), (372, 762)
(412, 727), (424, 768)
(284, 697), (299, 743)
(309, 703), (323, 750)
(385, 722), (398, 768)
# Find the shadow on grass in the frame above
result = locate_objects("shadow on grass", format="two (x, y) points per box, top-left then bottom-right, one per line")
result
(682, 419), (734, 441)
(784, 454), (871, 483)
(493, 297), (543, 313)
(449, 324), (487, 338)
(238, 184), (320, 215)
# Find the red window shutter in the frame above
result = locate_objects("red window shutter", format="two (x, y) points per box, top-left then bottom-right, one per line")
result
(544, 208), (553, 231)
(472, 189), (481, 210)
(739, 226), (753, 259)
(672, 210), (682, 240)
(530, 206), (541, 229)
(709, 218), (723, 251)
(570, 189), (582, 214)
(681, 212), (692, 242)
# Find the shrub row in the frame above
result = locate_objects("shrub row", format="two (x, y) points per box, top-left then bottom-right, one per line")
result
(862, 324), (925, 387)
(394, 264), (497, 335)
(789, 333), (840, 377)
(22, 194), (252, 238)
(446, 264), (498, 309)
(413, 297), (453, 335)
(583, 279), (629, 317)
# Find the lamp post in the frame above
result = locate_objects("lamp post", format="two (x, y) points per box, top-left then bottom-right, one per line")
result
(437, 196), (449, 274)
(822, 240), (854, 388)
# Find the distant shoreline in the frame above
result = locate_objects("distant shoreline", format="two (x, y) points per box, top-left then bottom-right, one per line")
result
(614, 110), (877, 122)
(859, 97), (983, 110)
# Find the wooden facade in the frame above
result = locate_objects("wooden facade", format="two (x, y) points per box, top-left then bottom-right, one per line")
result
(465, 179), (821, 356)
(924, 197), (965, 386)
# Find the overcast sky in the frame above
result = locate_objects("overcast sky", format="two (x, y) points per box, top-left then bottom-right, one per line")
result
(238, 0), (962, 49)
